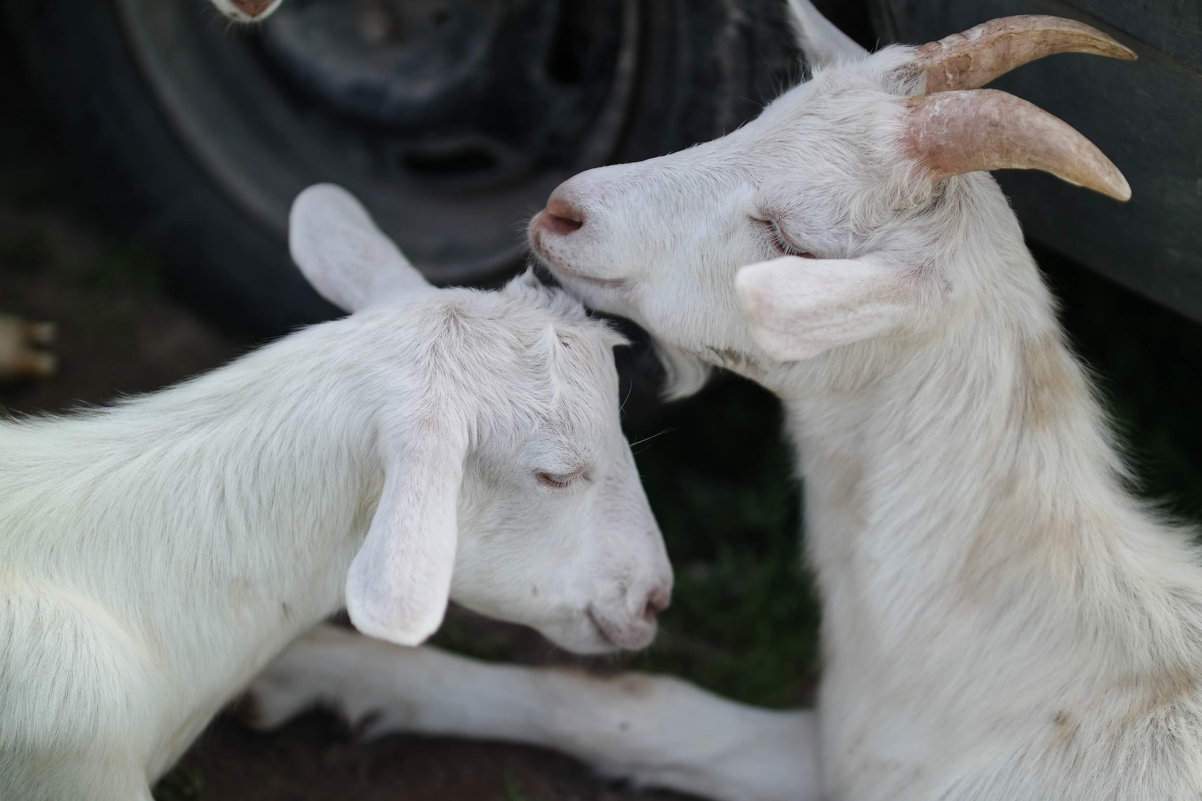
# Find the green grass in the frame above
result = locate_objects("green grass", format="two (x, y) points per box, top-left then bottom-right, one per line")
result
(502, 773), (549, 801)
(152, 767), (203, 801)
(79, 242), (162, 293)
(0, 227), (56, 271)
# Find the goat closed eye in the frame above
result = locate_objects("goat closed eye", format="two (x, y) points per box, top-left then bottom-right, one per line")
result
(753, 218), (816, 259)
(536, 468), (584, 489)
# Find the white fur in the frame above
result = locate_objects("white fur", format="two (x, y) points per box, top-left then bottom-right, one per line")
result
(0, 184), (671, 801)
(245, 6), (1181, 801)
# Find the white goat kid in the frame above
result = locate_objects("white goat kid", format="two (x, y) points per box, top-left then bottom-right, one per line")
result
(0, 184), (671, 801)
(246, 5), (1200, 801)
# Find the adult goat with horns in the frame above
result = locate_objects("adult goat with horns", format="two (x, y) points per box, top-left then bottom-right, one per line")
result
(246, 4), (1179, 801)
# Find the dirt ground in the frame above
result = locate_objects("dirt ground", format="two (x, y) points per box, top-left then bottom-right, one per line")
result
(0, 38), (700, 801)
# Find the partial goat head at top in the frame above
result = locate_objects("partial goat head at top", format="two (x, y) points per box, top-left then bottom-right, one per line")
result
(207, 0), (284, 22)
(529, 0), (1134, 395)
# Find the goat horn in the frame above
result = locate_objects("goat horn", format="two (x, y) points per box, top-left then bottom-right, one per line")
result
(903, 90), (1131, 201)
(902, 15), (1135, 93)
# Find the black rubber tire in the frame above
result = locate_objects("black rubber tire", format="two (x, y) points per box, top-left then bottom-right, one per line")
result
(7, 1), (336, 335)
(8, 0), (802, 338)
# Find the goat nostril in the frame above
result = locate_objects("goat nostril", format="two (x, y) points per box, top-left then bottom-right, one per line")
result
(541, 195), (585, 235)
(541, 213), (583, 236)
(232, 0), (275, 17)
(642, 588), (671, 622)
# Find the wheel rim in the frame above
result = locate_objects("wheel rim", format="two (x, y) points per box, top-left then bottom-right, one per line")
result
(115, 0), (638, 284)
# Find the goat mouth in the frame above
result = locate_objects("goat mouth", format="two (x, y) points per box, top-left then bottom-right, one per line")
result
(537, 255), (630, 292)
(555, 267), (629, 292)
(529, 231), (628, 291)
(586, 606), (652, 650)
(586, 607), (621, 648)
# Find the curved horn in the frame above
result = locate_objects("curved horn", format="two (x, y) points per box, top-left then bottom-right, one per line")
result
(901, 15), (1135, 93)
(903, 90), (1130, 201)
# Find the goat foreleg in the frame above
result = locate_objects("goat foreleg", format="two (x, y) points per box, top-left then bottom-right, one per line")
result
(242, 624), (822, 801)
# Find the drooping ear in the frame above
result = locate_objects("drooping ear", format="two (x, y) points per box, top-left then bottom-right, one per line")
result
(344, 418), (468, 647)
(735, 253), (926, 361)
(289, 183), (432, 313)
(785, 0), (868, 70)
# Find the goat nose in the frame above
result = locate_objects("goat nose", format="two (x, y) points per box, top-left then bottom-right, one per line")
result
(540, 191), (585, 235)
(642, 586), (671, 623)
(232, 0), (275, 17)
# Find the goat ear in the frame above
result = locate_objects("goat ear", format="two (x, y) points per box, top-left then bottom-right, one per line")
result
(785, 0), (868, 69)
(289, 183), (431, 313)
(735, 253), (923, 361)
(344, 420), (467, 647)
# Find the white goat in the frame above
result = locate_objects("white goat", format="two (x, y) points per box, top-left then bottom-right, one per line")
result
(0, 183), (672, 801)
(0, 315), (55, 383)
(243, 5), (1200, 801)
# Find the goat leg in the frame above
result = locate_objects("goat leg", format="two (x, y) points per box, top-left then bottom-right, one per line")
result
(242, 623), (822, 801)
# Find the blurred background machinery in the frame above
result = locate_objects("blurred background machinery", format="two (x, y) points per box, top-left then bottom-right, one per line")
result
(7, 0), (1197, 332)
